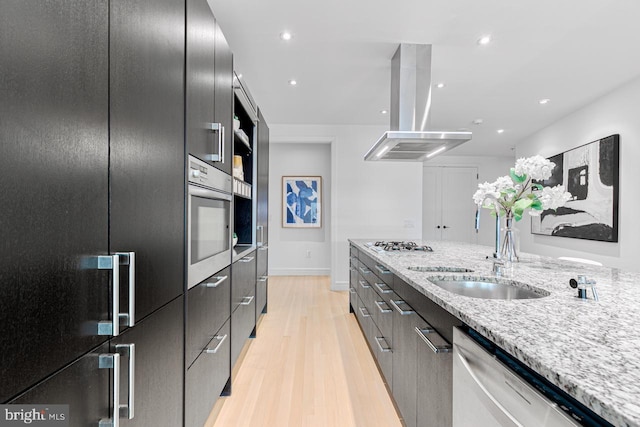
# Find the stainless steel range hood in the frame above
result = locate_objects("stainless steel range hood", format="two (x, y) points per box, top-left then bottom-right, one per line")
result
(364, 44), (471, 161)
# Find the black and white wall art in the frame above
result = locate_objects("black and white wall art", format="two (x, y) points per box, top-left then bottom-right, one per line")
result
(531, 134), (620, 242)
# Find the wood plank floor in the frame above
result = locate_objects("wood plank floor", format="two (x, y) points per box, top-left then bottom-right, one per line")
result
(207, 276), (403, 427)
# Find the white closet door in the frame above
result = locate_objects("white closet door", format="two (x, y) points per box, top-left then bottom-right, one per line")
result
(423, 167), (478, 243)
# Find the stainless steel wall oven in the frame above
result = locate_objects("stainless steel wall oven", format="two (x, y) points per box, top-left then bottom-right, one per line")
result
(187, 155), (232, 289)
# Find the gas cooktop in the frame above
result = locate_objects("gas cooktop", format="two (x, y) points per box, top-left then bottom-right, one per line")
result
(368, 241), (433, 252)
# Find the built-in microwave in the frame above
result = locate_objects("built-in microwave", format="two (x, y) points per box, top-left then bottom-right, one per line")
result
(187, 155), (233, 289)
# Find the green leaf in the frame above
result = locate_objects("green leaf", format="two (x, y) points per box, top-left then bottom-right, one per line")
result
(505, 188), (517, 194)
(509, 168), (527, 184)
(532, 183), (544, 191)
(513, 198), (532, 211)
(514, 211), (523, 221)
(531, 199), (543, 210)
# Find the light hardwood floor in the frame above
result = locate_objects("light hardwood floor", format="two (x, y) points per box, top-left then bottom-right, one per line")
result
(207, 276), (403, 427)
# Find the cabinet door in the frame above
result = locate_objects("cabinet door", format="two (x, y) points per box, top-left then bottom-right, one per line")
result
(186, 0), (225, 170)
(231, 253), (257, 311)
(110, 0), (185, 325)
(231, 294), (256, 369)
(0, 0), (109, 401)
(256, 246), (268, 316)
(111, 296), (184, 427)
(416, 324), (453, 427)
(10, 342), (111, 427)
(214, 22), (233, 176)
(391, 300), (420, 427)
(257, 108), (270, 246)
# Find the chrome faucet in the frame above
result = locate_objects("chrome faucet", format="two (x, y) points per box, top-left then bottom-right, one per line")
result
(569, 275), (599, 301)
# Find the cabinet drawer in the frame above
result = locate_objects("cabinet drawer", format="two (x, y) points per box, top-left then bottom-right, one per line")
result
(232, 253), (257, 312)
(186, 267), (231, 368)
(372, 297), (393, 344)
(257, 246), (268, 277)
(185, 319), (231, 427)
(372, 323), (393, 387)
(350, 244), (358, 259)
(231, 291), (256, 368)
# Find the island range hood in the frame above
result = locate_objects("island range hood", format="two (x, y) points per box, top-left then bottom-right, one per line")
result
(364, 44), (472, 161)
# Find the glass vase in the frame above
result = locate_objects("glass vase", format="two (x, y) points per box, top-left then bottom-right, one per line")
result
(500, 211), (520, 264)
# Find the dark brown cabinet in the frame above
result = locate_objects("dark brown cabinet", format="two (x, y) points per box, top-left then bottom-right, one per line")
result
(186, 0), (232, 174)
(256, 108), (270, 318)
(231, 252), (257, 368)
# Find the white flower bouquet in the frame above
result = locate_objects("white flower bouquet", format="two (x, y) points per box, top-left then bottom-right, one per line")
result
(473, 155), (572, 221)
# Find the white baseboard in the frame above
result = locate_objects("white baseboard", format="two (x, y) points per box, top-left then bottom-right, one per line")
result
(332, 281), (349, 292)
(269, 268), (331, 276)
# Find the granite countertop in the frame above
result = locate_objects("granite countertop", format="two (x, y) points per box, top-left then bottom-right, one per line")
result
(349, 239), (640, 427)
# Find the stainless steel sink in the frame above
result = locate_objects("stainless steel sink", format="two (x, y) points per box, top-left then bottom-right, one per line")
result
(427, 277), (548, 300)
(408, 266), (474, 273)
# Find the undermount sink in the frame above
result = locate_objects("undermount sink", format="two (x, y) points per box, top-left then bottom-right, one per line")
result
(408, 266), (474, 273)
(427, 277), (548, 300)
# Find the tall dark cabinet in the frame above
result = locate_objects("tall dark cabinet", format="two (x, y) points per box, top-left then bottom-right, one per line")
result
(256, 108), (270, 318)
(2, 0), (186, 425)
(0, 0), (110, 403)
(186, 0), (233, 175)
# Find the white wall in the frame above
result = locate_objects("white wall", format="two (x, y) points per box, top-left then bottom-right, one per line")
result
(422, 155), (515, 247)
(270, 124), (423, 290)
(516, 75), (640, 271)
(269, 142), (332, 276)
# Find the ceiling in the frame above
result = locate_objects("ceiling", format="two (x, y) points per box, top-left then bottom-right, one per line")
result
(208, 0), (640, 157)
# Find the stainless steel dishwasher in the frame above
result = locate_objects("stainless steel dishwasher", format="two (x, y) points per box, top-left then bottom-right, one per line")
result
(453, 327), (583, 427)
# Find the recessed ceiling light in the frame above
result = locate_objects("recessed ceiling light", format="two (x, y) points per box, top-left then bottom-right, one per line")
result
(539, 98), (550, 105)
(436, 83), (446, 89)
(497, 129), (505, 134)
(477, 35), (492, 45)
(288, 79), (297, 86)
(280, 31), (293, 41)
(380, 109), (388, 115)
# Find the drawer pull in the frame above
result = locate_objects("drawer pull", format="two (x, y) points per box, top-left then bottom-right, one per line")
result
(257, 276), (268, 282)
(358, 266), (371, 274)
(375, 300), (392, 313)
(239, 256), (255, 263)
(375, 336), (392, 353)
(415, 326), (452, 354)
(349, 287), (356, 294)
(359, 280), (371, 289)
(375, 264), (391, 275)
(240, 295), (255, 305)
(358, 307), (370, 318)
(390, 299), (414, 315)
(205, 275), (228, 288)
(205, 334), (228, 354)
(373, 281), (392, 294)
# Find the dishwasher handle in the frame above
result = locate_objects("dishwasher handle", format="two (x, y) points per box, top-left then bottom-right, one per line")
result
(455, 347), (522, 427)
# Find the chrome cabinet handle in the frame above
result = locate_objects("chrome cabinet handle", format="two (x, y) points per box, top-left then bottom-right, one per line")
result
(390, 299), (414, 315)
(375, 265), (391, 275)
(116, 252), (135, 328)
(206, 123), (223, 162)
(358, 280), (371, 289)
(358, 307), (370, 318)
(205, 334), (228, 354)
(239, 256), (255, 263)
(257, 276), (268, 282)
(358, 266), (371, 274)
(375, 336), (392, 353)
(99, 353), (121, 427)
(92, 254), (120, 336)
(415, 326), (451, 354)
(455, 348), (520, 427)
(349, 266), (356, 272)
(375, 300), (392, 313)
(116, 344), (135, 419)
(205, 275), (228, 288)
(373, 281), (392, 294)
(240, 295), (255, 305)
(259, 245), (268, 251)
(257, 225), (264, 246)
(349, 287), (356, 294)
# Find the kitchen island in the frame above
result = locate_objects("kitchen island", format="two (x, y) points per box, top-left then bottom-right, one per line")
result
(349, 239), (640, 427)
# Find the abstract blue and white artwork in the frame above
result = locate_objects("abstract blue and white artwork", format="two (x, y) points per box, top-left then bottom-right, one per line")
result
(282, 176), (322, 228)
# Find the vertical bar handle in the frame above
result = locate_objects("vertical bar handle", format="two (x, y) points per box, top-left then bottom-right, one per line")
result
(206, 123), (223, 162)
(205, 334), (228, 354)
(116, 344), (136, 419)
(111, 255), (121, 336)
(116, 252), (135, 327)
(99, 353), (121, 427)
(220, 124), (225, 164)
(257, 225), (264, 246)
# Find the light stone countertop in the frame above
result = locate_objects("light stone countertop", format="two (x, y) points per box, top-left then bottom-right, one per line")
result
(349, 239), (640, 427)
